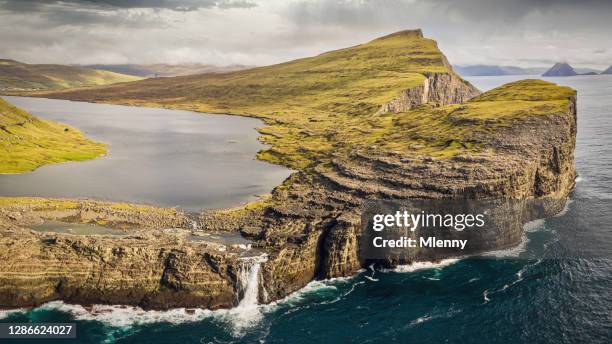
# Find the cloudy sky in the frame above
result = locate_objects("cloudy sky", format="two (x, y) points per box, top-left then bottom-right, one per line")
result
(1, 0), (611, 69)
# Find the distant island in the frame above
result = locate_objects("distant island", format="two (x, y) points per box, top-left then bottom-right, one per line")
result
(542, 62), (577, 76)
(542, 62), (603, 77)
(453, 65), (546, 76)
(454, 63), (602, 77)
(602, 65), (612, 74)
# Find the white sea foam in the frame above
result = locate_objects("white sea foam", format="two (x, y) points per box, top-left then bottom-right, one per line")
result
(2, 254), (272, 337)
(482, 239), (527, 258)
(269, 279), (355, 310)
(483, 290), (490, 303)
(394, 258), (459, 272)
(220, 254), (268, 335)
(0, 255), (457, 334)
(410, 315), (432, 326)
(482, 231), (530, 258)
(408, 308), (462, 328)
(523, 218), (546, 232)
(0, 308), (26, 320)
(554, 199), (573, 217)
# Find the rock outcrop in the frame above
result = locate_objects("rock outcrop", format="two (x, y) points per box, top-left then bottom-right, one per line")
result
(378, 72), (480, 113)
(260, 93), (576, 288)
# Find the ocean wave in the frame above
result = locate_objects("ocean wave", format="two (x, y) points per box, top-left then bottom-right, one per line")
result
(0, 307), (26, 320)
(5, 300), (267, 338)
(487, 259), (542, 301)
(265, 276), (365, 311)
(0, 273), (358, 337)
(554, 199), (573, 217)
(523, 218), (546, 232)
(410, 315), (432, 326)
(393, 258), (459, 272)
(33, 301), (216, 327)
(482, 232), (529, 258)
(408, 308), (462, 328)
(483, 290), (490, 304)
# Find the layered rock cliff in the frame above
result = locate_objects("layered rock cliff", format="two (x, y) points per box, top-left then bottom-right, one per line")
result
(1, 80), (576, 309)
(0, 30), (577, 310)
(378, 72), (480, 113)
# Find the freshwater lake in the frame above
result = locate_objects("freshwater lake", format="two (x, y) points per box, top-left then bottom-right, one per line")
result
(0, 96), (291, 211)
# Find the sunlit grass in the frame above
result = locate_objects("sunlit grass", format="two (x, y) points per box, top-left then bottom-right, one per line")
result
(0, 97), (107, 173)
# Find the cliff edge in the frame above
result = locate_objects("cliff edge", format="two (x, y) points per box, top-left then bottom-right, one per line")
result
(0, 31), (577, 310)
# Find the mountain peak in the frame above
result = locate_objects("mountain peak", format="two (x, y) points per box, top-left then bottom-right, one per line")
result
(542, 62), (577, 77)
(602, 65), (612, 75)
(372, 29), (424, 42)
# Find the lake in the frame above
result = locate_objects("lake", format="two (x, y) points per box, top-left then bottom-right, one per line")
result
(0, 96), (292, 212)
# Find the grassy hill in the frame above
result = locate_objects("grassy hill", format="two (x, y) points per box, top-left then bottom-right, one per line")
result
(35, 30), (473, 168)
(0, 59), (142, 93)
(0, 97), (106, 173)
(38, 30), (450, 113)
(32, 30), (574, 175)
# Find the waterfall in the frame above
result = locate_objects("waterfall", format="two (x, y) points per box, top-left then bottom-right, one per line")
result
(236, 254), (267, 309)
(226, 253), (268, 334)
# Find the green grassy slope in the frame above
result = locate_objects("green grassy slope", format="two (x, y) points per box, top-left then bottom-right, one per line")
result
(379, 79), (575, 157)
(33, 30), (463, 168)
(32, 31), (574, 171)
(0, 97), (106, 173)
(34, 30), (448, 116)
(0, 59), (142, 92)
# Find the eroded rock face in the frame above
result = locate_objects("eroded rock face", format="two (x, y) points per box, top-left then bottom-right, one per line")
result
(0, 229), (240, 309)
(0, 200), (256, 310)
(378, 72), (481, 114)
(257, 91), (577, 291)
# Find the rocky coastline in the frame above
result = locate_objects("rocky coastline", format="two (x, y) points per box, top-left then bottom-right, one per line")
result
(0, 78), (577, 310)
(0, 30), (578, 311)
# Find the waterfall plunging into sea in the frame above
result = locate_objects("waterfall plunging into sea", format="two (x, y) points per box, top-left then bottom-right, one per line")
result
(226, 253), (268, 335)
(237, 255), (266, 309)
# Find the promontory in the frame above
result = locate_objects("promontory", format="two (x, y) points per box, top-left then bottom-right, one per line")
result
(0, 30), (577, 310)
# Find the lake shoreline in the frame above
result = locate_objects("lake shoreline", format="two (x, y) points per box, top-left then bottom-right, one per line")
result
(0, 96), (292, 212)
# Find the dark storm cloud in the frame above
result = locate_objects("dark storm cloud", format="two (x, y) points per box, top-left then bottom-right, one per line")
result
(0, 0), (256, 12)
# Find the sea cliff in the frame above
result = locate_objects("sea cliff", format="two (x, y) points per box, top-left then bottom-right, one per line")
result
(0, 31), (577, 309)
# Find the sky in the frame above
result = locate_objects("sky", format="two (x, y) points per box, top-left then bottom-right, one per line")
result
(1, 0), (611, 69)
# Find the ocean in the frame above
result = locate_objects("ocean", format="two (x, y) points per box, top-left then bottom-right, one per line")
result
(1, 75), (611, 343)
